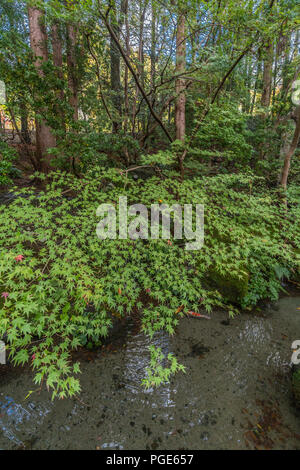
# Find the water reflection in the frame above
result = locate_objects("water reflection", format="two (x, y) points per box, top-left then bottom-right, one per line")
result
(240, 318), (272, 348)
(0, 394), (51, 446)
(123, 329), (176, 409)
(0, 297), (299, 450)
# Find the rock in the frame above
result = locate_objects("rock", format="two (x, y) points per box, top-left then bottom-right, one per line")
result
(206, 268), (249, 305)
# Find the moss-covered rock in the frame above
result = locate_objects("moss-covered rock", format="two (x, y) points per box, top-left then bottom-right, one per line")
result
(206, 269), (249, 305)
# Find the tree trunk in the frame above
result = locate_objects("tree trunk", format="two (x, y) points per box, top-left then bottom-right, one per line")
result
(272, 40), (279, 107)
(110, 1), (122, 133)
(250, 60), (261, 115)
(133, 0), (147, 134)
(261, 42), (273, 111)
(51, 22), (65, 131)
(122, 0), (129, 132)
(280, 106), (300, 190)
(20, 105), (31, 144)
(28, 5), (56, 172)
(66, 24), (78, 121)
(175, 11), (186, 141)
(52, 23), (63, 76)
(150, 0), (156, 106)
(281, 32), (291, 93)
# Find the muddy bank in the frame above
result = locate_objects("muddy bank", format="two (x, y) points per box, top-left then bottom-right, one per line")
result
(0, 296), (300, 450)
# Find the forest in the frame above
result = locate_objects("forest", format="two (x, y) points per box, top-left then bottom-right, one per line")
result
(0, 0), (300, 433)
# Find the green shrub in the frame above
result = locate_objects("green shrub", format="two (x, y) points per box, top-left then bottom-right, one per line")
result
(0, 140), (18, 185)
(189, 103), (253, 170)
(50, 124), (140, 171)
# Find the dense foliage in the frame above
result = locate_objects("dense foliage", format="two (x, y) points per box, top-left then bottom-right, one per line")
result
(0, 0), (299, 399)
(0, 141), (17, 185)
(0, 169), (299, 397)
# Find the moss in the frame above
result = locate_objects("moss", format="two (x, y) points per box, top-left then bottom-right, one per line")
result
(206, 269), (249, 305)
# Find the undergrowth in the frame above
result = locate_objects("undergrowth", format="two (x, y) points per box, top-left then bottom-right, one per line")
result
(0, 169), (299, 398)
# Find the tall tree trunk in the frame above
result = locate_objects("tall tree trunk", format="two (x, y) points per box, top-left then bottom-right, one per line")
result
(122, 0), (129, 132)
(244, 55), (252, 114)
(250, 59), (261, 115)
(280, 106), (300, 190)
(52, 23), (63, 78)
(261, 42), (273, 111)
(66, 24), (78, 121)
(51, 22), (65, 131)
(20, 104), (30, 144)
(28, 5), (56, 172)
(133, 0), (148, 134)
(272, 40), (279, 107)
(175, 11), (186, 141)
(150, 0), (156, 106)
(175, 7), (186, 180)
(110, 1), (122, 133)
(281, 32), (291, 93)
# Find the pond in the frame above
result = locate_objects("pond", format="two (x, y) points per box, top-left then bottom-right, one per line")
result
(0, 296), (299, 450)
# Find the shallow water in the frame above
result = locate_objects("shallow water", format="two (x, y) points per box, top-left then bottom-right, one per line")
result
(0, 296), (299, 450)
